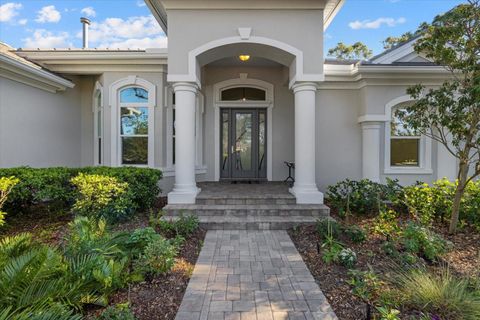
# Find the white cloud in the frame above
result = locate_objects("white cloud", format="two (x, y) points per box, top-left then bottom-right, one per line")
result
(79, 15), (165, 48)
(18, 18), (27, 25)
(136, 1), (146, 7)
(81, 7), (96, 17)
(0, 2), (22, 22)
(35, 5), (61, 23)
(23, 29), (71, 48)
(349, 17), (406, 30)
(99, 36), (168, 49)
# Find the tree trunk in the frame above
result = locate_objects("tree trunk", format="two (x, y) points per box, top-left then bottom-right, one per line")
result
(449, 162), (469, 234)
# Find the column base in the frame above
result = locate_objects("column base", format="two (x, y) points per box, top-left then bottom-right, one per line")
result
(289, 185), (324, 204)
(168, 186), (201, 204)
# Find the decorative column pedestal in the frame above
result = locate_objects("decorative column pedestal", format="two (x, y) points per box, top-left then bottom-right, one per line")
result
(289, 82), (324, 204)
(168, 82), (200, 204)
(359, 121), (382, 183)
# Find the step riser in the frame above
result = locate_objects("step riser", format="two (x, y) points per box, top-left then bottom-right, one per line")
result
(166, 209), (329, 217)
(196, 198), (297, 205)
(199, 221), (315, 230)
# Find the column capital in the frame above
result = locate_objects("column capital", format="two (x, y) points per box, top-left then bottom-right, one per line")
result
(172, 82), (198, 94)
(291, 82), (318, 94)
(357, 114), (389, 124)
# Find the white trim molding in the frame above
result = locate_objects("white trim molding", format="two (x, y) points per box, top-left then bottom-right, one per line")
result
(93, 81), (104, 166)
(212, 76), (274, 181)
(383, 95), (433, 175)
(109, 76), (156, 167)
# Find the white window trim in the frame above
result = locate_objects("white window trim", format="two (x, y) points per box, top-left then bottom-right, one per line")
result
(384, 95), (432, 174)
(213, 75), (274, 181)
(93, 81), (104, 166)
(109, 76), (156, 167)
(163, 86), (206, 176)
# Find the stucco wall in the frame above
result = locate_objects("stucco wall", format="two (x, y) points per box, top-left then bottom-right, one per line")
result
(167, 9), (324, 77)
(0, 76), (94, 168)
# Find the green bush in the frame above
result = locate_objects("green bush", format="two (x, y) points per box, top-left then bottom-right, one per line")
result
(125, 227), (161, 258)
(344, 225), (367, 243)
(326, 178), (403, 215)
(154, 213), (199, 238)
(338, 248), (357, 268)
(80, 167), (161, 211)
(97, 304), (136, 320)
(316, 219), (341, 240)
(71, 174), (135, 222)
(134, 237), (178, 276)
(0, 176), (19, 226)
(401, 222), (450, 261)
(0, 166), (162, 216)
(395, 267), (480, 320)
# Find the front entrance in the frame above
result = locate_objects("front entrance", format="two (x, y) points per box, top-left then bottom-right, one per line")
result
(220, 108), (267, 180)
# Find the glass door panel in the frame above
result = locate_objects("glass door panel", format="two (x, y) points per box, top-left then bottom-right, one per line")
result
(232, 111), (254, 178)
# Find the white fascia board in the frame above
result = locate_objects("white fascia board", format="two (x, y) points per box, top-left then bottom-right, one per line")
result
(0, 54), (74, 92)
(324, 0), (345, 31)
(371, 39), (416, 64)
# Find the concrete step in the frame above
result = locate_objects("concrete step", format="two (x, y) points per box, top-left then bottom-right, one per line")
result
(160, 215), (329, 230)
(162, 203), (330, 217)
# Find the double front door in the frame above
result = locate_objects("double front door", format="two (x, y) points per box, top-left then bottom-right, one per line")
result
(220, 108), (267, 180)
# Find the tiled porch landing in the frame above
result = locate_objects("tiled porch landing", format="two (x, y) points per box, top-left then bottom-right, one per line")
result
(163, 182), (330, 230)
(175, 230), (337, 320)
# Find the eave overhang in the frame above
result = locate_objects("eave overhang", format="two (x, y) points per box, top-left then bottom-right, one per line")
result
(0, 53), (75, 93)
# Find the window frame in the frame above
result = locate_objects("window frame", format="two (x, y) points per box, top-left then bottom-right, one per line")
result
(109, 76), (156, 167)
(384, 96), (432, 174)
(93, 81), (104, 166)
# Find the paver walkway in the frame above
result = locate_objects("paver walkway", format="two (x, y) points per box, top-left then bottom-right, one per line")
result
(176, 230), (337, 320)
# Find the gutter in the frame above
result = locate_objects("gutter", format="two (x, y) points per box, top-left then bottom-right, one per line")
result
(144, 0), (168, 35)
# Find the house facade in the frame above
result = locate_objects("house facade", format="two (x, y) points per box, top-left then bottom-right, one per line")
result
(0, 0), (458, 205)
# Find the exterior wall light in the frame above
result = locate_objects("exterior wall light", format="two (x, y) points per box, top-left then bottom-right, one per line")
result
(239, 55), (250, 62)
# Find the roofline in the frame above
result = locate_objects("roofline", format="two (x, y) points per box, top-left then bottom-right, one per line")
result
(370, 34), (421, 64)
(0, 53), (75, 93)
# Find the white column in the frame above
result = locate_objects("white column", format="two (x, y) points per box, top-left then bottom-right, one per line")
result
(168, 82), (200, 204)
(289, 82), (324, 204)
(359, 121), (382, 182)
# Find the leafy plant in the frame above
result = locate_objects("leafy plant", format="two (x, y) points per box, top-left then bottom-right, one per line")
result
(372, 209), (401, 240)
(338, 248), (357, 268)
(348, 267), (384, 304)
(153, 213), (199, 238)
(98, 303), (137, 320)
(71, 173), (135, 222)
(401, 222), (450, 261)
(134, 237), (178, 276)
(320, 221), (344, 264)
(125, 227), (161, 258)
(0, 176), (19, 226)
(395, 267), (480, 320)
(376, 306), (401, 320)
(344, 225), (367, 243)
(316, 219), (341, 240)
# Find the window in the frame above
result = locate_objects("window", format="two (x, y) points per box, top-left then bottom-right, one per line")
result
(221, 87), (266, 101)
(390, 107), (420, 167)
(119, 87), (149, 165)
(93, 82), (103, 165)
(384, 96), (432, 174)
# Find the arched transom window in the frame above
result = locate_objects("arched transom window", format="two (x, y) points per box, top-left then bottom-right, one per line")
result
(221, 87), (266, 101)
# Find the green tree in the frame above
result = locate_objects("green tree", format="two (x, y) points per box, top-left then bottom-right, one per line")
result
(382, 31), (417, 50)
(398, 0), (480, 233)
(327, 42), (372, 60)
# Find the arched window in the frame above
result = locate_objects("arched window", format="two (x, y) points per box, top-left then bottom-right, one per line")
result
(221, 87), (266, 101)
(384, 96), (432, 174)
(110, 76), (155, 167)
(93, 82), (103, 165)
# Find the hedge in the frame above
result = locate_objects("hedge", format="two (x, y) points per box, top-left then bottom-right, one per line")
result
(0, 166), (162, 215)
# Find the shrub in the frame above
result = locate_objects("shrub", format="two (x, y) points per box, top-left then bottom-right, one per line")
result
(372, 209), (401, 239)
(401, 222), (450, 261)
(344, 225), (367, 243)
(134, 237), (178, 276)
(154, 213), (199, 238)
(81, 167), (161, 211)
(316, 219), (341, 240)
(125, 227), (161, 258)
(0, 176), (19, 226)
(98, 304), (136, 320)
(348, 268), (383, 303)
(71, 173), (135, 222)
(327, 179), (402, 215)
(338, 248), (357, 268)
(395, 268), (480, 320)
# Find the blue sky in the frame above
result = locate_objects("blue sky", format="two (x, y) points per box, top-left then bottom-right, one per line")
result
(0, 0), (465, 56)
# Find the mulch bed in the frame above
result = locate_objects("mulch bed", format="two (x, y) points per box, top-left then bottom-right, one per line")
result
(288, 214), (480, 320)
